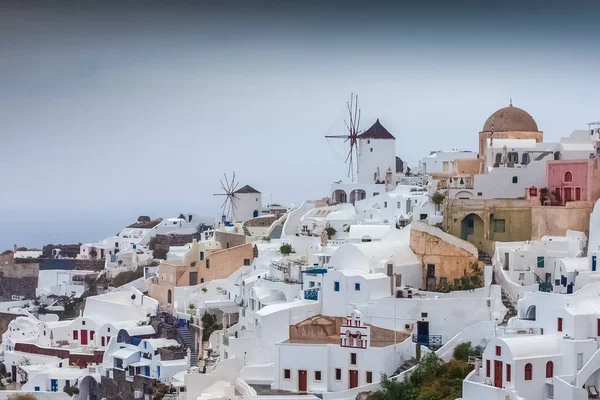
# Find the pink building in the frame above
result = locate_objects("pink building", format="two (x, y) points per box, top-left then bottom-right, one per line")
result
(547, 159), (600, 205)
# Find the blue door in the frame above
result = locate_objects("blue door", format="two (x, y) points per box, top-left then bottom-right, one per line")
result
(157, 366), (161, 378)
(593, 256), (597, 272)
(51, 379), (58, 392)
(145, 366), (150, 376)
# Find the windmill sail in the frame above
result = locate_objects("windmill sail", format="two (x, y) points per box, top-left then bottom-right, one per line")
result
(214, 172), (239, 223)
(325, 93), (361, 181)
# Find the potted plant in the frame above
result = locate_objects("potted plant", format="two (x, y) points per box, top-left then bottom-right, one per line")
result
(429, 192), (446, 215)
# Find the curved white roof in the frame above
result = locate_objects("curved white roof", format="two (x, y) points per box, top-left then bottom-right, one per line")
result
(349, 225), (391, 241)
(500, 335), (560, 360)
(558, 257), (588, 273)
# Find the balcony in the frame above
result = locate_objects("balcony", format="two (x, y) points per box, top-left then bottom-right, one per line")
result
(412, 334), (442, 347)
(437, 177), (473, 190)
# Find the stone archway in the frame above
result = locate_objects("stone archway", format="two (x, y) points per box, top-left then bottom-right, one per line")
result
(78, 375), (100, 400)
(332, 190), (348, 204)
(349, 189), (366, 204)
(460, 213), (485, 240)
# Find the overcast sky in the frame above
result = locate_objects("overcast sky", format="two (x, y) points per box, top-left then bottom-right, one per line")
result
(1, 0), (600, 250)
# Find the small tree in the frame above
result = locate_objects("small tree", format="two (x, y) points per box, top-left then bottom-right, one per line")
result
(324, 227), (337, 239)
(279, 243), (294, 256)
(430, 192), (446, 212)
(9, 394), (37, 400)
(89, 249), (98, 259)
(153, 247), (168, 260)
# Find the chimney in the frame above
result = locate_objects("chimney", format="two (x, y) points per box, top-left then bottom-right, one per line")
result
(13, 244), (17, 253)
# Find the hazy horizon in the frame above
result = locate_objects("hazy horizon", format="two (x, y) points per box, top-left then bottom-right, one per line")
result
(2, 0), (600, 250)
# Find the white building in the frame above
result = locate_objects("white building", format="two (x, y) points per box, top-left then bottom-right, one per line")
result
(104, 338), (188, 383)
(230, 185), (263, 223)
(331, 120), (402, 205)
(272, 310), (408, 393)
(420, 150), (478, 175)
(462, 281), (600, 400)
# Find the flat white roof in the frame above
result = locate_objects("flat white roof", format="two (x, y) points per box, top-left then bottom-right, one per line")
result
(487, 138), (537, 149)
(255, 299), (315, 316)
(144, 338), (179, 349)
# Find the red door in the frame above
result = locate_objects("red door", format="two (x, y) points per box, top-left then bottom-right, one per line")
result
(494, 360), (503, 388)
(81, 330), (88, 345)
(564, 187), (572, 203)
(298, 370), (307, 392)
(349, 370), (358, 389)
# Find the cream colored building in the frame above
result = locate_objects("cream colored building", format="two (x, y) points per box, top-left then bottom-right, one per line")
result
(149, 235), (255, 311)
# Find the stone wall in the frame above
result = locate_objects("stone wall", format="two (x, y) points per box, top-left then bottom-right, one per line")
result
(214, 231), (246, 248)
(0, 275), (37, 299)
(157, 346), (186, 361)
(531, 202), (593, 240)
(42, 245), (80, 259)
(37, 258), (105, 271)
(244, 215), (279, 228)
(14, 343), (103, 367)
(290, 315), (409, 345)
(410, 225), (481, 290)
(0, 312), (21, 342)
(153, 234), (200, 247)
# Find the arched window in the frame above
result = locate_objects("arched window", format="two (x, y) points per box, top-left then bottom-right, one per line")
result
(524, 363), (533, 381)
(167, 289), (172, 305)
(495, 153), (502, 165)
(564, 171), (573, 183)
(546, 361), (553, 378)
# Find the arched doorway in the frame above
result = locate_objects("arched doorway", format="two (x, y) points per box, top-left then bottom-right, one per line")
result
(524, 305), (536, 321)
(460, 213), (484, 240)
(167, 289), (172, 305)
(253, 210), (259, 218)
(332, 190), (347, 204)
(349, 189), (366, 204)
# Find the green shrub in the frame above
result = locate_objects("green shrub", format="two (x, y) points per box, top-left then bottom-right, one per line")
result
(279, 243), (294, 256)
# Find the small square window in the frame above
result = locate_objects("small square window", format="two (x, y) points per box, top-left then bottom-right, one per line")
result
(284, 369), (291, 379)
(518, 273), (525, 281)
(366, 371), (373, 383)
(82, 321), (86, 326)
(512, 176), (518, 184)
(335, 368), (342, 380)
(314, 371), (322, 381)
(427, 264), (435, 277)
(493, 219), (506, 233)
(350, 353), (357, 365)
(421, 312), (428, 318)
(244, 259), (250, 266)
(355, 283), (361, 291)
(477, 192), (483, 196)
(334, 281), (340, 292)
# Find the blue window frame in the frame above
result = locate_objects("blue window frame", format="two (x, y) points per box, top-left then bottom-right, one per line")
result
(355, 283), (361, 291)
(157, 365), (161, 378)
(34, 387), (40, 392)
(537, 256), (545, 268)
(334, 281), (340, 292)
